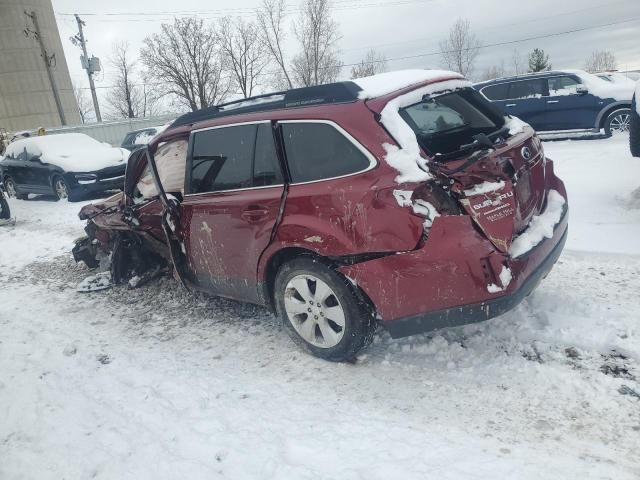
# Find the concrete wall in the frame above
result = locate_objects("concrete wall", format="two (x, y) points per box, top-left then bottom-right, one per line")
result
(0, 0), (80, 131)
(46, 115), (176, 146)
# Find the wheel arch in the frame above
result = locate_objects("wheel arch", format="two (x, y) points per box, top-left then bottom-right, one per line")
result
(596, 102), (632, 129)
(259, 245), (379, 318)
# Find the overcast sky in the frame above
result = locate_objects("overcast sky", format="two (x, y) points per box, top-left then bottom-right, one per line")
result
(52, 0), (640, 115)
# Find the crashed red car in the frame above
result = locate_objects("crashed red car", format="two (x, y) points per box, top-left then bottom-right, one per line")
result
(73, 70), (568, 361)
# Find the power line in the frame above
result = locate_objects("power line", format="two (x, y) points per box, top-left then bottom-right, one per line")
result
(55, 0), (433, 18)
(55, 13), (639, 94)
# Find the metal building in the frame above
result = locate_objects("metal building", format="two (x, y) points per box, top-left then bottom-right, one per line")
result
(0, 0), (80, 132)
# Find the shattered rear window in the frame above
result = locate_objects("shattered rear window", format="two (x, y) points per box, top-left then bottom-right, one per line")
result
(400, 88), (505, 157)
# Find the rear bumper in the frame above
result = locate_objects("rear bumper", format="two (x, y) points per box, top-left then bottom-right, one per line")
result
(339, 187), (568, 338)
(383, 224), (566, 338)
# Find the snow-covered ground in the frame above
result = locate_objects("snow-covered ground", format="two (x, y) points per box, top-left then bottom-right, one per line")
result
(1, 135), (639, 479)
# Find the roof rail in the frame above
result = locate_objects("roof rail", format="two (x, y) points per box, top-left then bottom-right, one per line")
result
(169, 81), (363, 129)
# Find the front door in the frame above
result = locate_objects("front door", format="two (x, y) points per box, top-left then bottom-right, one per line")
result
(180, 122), (285, 302)
(545, 75), (603, 130)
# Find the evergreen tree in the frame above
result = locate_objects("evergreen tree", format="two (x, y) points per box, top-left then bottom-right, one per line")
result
(528, 48), (551, 72)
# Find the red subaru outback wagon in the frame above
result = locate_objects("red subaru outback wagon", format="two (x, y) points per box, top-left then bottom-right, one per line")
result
(74, 70), (568, 361)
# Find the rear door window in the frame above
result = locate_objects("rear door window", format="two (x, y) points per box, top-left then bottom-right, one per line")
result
(507, 79), (548, 99)
(280, 122), (370, 183)
(481, 83), (509, 101)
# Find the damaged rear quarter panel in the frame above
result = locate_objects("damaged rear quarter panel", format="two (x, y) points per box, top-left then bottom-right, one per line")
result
(337, 215), (500, 322)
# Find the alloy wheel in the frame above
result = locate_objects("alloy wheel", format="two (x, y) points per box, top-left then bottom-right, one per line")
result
(4, 180), (16, 198)
(610, 112), (631, 134)
(54, 178), (68, 200)
(284, 274), (346, 348)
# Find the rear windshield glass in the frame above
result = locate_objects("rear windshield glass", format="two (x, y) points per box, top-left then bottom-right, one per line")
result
(399, 88), (505, 158)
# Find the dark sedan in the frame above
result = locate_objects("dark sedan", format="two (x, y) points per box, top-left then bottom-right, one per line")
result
(1, 133), (128, 201)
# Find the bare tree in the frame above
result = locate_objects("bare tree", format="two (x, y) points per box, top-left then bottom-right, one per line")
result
(479, 61), (506, 81)
(257, 0), (293, 89)
(217, 17), (270, 98)
(292, 0), (342, 87)
(511, 49), (525, 75)
(141, 17), (231, 111)
(584, 50), (617, 73)
(439, 18), (481, 77)
(74, 83), (93, 124)
(350, 49), (388, 79)
(106, 42), (141, 118)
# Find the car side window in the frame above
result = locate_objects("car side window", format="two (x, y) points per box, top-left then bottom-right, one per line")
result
(548, 76), (581, 96)
(190, 124), (256, 194)
(281, 122), (370, 183)
(508, 79), (547, 100)
(253, 123), (283, 187)
(481, 83), (509, 101)
(134, 139), (188, 201)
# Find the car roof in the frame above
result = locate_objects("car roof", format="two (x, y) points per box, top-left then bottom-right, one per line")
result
(167, 69), (465, 132)
(474, 70), (586, 88)
(169, 81), (363, 130)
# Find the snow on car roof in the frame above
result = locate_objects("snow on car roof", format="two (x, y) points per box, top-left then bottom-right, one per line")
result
(353, 69), (465, 100)
(6, 133), (105, 157)
(4, 133), (126, 172)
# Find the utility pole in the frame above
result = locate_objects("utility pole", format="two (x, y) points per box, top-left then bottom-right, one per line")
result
(72, 15), (102, 122)
(24, 10), (67, 125)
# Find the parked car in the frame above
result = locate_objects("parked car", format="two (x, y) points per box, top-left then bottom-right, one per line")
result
(475, 69), (634, 136)
(631, 81), (640, 157)
(120, 125), (168, 152)
(73, 70), (568, 361)
(1, 133), (128, 201)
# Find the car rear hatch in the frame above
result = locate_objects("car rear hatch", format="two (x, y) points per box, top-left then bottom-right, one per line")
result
(384, 86), (547, 254)
(444, 133), (546, 252)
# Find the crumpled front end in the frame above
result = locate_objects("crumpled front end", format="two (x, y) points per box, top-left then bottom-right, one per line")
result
(339, 172), (568, 338)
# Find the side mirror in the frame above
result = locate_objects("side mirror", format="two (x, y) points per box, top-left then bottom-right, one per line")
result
(29, 155), (41, 162)
(576, 85), (588, 95)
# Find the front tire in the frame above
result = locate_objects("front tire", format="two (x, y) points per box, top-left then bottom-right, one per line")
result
(630, 103), (640, 157)
(604, 108), (632, 137)
(52, 176), (72, 201)
(0, 193), (10, 220)
(274, 257), (375, 361)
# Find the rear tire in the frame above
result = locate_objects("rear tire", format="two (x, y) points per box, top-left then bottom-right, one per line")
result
(604, 108), (632, 137)
(274, 257), (376, 362)
(630, 103), (640, 158)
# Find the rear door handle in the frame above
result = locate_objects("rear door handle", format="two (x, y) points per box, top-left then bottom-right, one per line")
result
(505, 103), (517, 107)
(546, 100), (559, 104)
(241, 204), (269, 221)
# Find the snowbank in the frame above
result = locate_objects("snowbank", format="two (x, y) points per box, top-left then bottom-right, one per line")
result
(510, 190), (565, 258)
(377, 78), (472, 183)
(353, 69), (463, 99)
(4, 133), (127, 172)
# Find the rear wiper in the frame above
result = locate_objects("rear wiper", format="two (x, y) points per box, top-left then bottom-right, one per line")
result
(433, 126), (510, 163)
